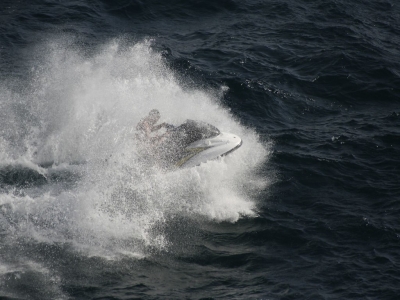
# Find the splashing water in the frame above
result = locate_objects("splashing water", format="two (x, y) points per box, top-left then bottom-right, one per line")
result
(0, 39), (271, 262)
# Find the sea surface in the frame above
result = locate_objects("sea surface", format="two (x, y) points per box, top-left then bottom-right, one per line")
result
(1, 1), (399, 299)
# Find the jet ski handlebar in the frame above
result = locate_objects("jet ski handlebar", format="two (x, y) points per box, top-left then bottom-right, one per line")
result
(165, 124), (175, 131)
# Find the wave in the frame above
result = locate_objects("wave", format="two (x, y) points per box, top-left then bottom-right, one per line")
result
(0, 38), (272, 259)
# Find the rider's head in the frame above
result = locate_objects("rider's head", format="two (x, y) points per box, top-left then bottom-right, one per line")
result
(148, 109), (160, 124)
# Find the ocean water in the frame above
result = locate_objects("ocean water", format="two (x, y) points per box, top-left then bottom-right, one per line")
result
(0, 0), (399, 299)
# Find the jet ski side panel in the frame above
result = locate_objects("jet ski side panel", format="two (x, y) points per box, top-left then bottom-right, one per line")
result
(179, 132), (242, 168)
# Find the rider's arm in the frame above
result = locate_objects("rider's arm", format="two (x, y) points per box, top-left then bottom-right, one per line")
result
(151, 122), (169, 132)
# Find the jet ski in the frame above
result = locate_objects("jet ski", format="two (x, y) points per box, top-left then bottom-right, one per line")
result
(156, 120), (242, 168)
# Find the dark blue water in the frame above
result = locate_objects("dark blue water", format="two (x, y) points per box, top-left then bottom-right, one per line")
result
(1, 1), (400, 299)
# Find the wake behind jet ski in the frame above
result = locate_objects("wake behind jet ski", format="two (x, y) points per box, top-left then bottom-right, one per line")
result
(136, 110), (242, 169)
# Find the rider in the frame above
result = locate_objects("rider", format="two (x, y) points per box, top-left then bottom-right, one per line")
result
(135, 109), (172, 144)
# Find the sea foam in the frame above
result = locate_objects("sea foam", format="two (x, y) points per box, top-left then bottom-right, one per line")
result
(0, 38), (271, 258)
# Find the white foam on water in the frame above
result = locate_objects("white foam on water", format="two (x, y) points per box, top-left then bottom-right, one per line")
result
(0, 258), (67, 300)
(0, 38), (272, 258)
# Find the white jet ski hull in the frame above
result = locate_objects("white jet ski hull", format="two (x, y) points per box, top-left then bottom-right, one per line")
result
(176, 132), (242, 168)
